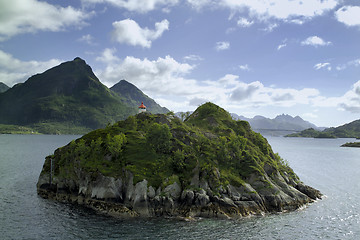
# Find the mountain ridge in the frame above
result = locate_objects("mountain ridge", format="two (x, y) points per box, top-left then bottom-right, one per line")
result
(231, 113), (321, 135)
(0, 57), (167, 134)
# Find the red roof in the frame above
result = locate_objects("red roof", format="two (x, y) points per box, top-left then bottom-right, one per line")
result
(138, 102), (146, 109)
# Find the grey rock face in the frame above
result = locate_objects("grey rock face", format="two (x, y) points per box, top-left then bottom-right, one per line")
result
(37, 165), (321, 219)
(132, 180), (149, 216)
(164, 182), (181, 200)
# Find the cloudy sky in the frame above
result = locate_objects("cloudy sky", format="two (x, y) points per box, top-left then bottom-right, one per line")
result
(1, 0), (360, 127)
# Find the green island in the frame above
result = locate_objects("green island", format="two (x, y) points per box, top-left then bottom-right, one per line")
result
(341, 142), (360, 148)
(37, 102), (321, 219)
(286, 119), (360, 139)
(285, 128), (336, 138)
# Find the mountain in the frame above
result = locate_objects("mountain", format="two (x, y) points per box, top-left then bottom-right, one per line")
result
(0, 82), (9, 93)
(110, 80), (169, 114)
(37, 102), (321, 218)
(287, 119), (360, 138)
(0, 58), (166, 134)
(232, 113), (320, 136)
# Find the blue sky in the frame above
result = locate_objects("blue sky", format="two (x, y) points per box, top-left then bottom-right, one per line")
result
(1, 0), (360, 127)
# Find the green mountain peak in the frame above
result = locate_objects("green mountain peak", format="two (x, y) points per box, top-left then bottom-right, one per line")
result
(110, 79), (169, 114)
(0, 58), (169, 134)
(0, 58), (134, 132)
(185, 102), (233, 130)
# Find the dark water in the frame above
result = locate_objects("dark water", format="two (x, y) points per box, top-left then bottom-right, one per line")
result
(1, 135), (360, 239)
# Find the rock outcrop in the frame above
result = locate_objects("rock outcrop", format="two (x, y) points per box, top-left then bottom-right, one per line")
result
(37, 163), (321, 219)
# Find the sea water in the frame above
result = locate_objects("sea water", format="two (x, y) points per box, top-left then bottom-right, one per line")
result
(0, 134), (359, 239)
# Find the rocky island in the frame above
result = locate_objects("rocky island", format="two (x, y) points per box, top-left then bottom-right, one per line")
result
(37, 103), (321, 219)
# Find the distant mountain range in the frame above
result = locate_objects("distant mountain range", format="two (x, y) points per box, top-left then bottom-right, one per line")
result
(0, 82), (9, 93)
(176, 111), (322, 136)
(231, 113), (323, 136)
(0, 57), (168, 134)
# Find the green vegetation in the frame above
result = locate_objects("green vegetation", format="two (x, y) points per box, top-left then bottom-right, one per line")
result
(341, 142), (360, 148)
(286, 119), (360, 139)
(0, 58), (167, 134)
(323, 120), (360, 138)
(45, 102), (300, 192)
(0, 124), (38, 134)
(286, 128), (336, 138)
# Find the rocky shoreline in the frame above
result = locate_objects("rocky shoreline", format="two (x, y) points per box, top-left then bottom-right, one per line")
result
(37, 168), (322, 219)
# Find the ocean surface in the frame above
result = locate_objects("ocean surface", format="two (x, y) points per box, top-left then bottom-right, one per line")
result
(1, 134), (360, 240)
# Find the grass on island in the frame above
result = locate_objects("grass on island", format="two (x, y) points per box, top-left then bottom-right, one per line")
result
(43, 103), (300, 192)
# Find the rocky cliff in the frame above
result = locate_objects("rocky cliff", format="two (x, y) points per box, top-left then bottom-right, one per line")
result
(37, 102), (321, 219)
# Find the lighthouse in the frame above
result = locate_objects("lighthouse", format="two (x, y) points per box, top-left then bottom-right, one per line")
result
(138, 102), (146, 113)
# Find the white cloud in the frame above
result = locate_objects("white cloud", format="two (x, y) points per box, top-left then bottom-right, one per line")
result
(237, 17), (254, 27)
(183, 55), (204, 61)
(289, 19), (305, 25)
(95, 51), (325, 111)
(336, 58), (360, 71)
(111, 19), (169, 48)
(302, 112), (318, 119)
(314, 62), (331, 71)
(95, 51), (360, 116)
(77, 34), (95, 45)
(215, 41), (230, 51)
(208, 74), (321, 108)
(219, 74), (240, 87)
(262, 23), (279, 32)
(186, 0), (213, 10)
(96, 48), (120, 63)
(230, 81), (262, 101)
(336, 65), (346, 71)
(219, 0), (337, 21)
(81, 0), (179, 13)
(277, 43), (287, 50)
(189, 97), (209, 106)
(277, 39), (288, 50)
(301, 36), (332, 47)
(338, 80), (360, 113)
(349, 59), (360, 67)
(0, 50), (62, 86)
(239, 64), (250, 71)
(335, 6), (360, 27)
(0, 0), (90, 41)
(96, 52), (195, 96)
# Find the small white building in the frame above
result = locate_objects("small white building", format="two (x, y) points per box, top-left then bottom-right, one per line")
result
(138, 102), (146, 113)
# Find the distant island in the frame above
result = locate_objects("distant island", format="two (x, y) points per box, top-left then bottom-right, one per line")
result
(285, 128), (336, 138)
(0, 58), (168, 134)
(286, 120), (360, 139)
(37, 102), (321, 219)
(341, 142), (360, 148)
